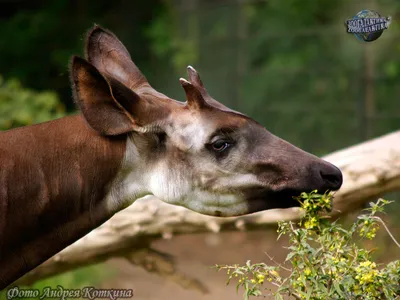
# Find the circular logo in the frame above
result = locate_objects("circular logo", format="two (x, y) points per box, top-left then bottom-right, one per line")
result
(346, 9), (391, 42)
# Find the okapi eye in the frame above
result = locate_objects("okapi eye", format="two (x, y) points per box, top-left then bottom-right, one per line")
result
(212, 140), (232, 152)
(156, 132), (167, 144)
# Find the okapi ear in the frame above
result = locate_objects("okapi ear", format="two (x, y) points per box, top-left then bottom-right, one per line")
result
(85, 25), (148, 90)
(179, 78), (209, 110)
(71, 56), (141, 136)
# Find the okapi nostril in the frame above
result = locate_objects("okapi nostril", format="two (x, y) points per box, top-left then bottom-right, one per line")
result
(319, 166), (343, 190)
(322, 173), (339, 184)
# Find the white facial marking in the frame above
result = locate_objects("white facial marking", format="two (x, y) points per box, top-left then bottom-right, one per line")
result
(199, 173), (261, 192)
(168, 116), (210, 151)
(147, 161), (260, 216)
(106, 134), (251, 216)
(105, 135), (151, 212)
(149, 167), (248, 216)
(105, 113), (263, 217)
(149, 163), (190, 203)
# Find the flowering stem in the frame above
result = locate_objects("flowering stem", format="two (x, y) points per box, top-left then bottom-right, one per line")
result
(371, 216), (400, 249)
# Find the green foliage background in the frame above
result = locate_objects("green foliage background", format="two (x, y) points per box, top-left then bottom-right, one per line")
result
(0, 0), (398, 145)
(0, 76), (64, 130)
(2, 0), (400, 154)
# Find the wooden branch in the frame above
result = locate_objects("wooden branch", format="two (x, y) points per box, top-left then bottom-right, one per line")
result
(13, 130), (400, 288)
(323, 130), (400, 214)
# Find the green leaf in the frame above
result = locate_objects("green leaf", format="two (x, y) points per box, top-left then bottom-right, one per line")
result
(332, 281), (345, 298)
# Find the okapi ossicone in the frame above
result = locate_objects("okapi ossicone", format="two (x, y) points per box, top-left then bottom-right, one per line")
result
(0, 25), (342, 289)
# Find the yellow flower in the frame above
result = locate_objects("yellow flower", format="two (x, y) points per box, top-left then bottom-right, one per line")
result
(304, 268), (312, 276)
(358, 270), (378, 285)
(304, 217), (318, 229)
(360, 261), (372, 268)
(270, 270), (279, 277)
(256, 274), (265, 284)
(366, 232), (376, 239)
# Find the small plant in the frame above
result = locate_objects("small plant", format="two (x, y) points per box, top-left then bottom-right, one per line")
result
(216, 191), (400, 300)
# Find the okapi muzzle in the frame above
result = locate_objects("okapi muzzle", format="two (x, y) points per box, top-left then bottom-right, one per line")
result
(0, 25), (342, 289)
(239, 127), (343, 214)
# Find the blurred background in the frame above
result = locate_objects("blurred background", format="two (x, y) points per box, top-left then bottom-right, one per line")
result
(0, 0), (399, 299)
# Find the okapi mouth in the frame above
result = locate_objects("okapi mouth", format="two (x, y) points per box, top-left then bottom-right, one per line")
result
(245, 187), (310, 214)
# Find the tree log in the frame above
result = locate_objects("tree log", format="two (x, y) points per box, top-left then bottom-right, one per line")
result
(12, 130), (400, 288)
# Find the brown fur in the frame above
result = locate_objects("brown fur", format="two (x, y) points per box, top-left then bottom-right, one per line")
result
(0, 25), (343, 290)
(0, 116), (126, 288)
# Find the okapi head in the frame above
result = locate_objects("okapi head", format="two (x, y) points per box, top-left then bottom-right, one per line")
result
(73, 25), (342, 217)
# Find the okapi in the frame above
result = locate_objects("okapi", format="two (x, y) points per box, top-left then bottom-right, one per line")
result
(0, 25), (342, 289)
